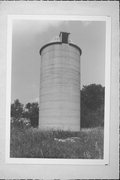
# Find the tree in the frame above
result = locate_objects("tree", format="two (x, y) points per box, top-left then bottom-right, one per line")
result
(81, 84), (104, 128)
(11, 99), (24, 128)
(11, 99), (24, 119)
(81, 84), (104, 111)
(24, 102), (39, 127)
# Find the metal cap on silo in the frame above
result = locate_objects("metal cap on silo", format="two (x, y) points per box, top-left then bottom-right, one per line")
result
(59, 32), (70, 44)
(40, 32), (82, 56)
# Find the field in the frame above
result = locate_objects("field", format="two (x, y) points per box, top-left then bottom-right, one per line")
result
(10, 127), (104, 159)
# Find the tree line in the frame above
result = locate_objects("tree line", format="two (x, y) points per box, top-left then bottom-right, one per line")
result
(11, 84), (104, 129)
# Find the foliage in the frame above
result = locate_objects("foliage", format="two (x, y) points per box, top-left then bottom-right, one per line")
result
(24, 102), (39, 127)
(11, 99), (24, 127)
(11, 84), (104, 128)
(11, 100), (39, 128)
(81, 106), (104, 128)
(10, 127), (104, 159)
(81, 84), (104, 111)
(11, 99), (24, 118)
(11, 117), (31, 130)
(81, 84), (104, 128)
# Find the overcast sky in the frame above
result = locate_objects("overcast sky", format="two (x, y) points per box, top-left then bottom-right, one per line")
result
(11, 20), (106, 104)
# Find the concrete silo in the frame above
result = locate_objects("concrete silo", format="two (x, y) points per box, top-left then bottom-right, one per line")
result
(39, 32), (82, 131)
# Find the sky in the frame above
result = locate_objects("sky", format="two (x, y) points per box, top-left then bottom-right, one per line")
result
(11, 20), (106, 104)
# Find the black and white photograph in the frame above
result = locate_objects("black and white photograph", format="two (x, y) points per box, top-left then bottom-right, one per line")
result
(6, 15), (111, 164)
(0, 1), (118, 179)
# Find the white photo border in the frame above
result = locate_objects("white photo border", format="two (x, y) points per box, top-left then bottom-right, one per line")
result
(6, 15), (111, 165)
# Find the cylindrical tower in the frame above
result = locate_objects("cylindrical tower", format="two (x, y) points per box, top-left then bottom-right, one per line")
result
(39, 32), (82, 131)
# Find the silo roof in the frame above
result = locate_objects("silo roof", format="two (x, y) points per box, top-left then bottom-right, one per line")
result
(39, 42), (82, 56)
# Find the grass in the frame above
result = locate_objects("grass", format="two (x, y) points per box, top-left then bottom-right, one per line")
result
(10, 126), (104, 159)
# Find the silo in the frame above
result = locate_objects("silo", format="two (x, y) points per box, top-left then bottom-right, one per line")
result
(39, 32), (82, 131)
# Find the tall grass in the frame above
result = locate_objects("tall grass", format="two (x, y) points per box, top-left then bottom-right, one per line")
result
(10, 127), (104, 159)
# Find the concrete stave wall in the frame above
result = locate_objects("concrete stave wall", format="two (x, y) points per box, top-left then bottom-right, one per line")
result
(39, 43), (81, 131)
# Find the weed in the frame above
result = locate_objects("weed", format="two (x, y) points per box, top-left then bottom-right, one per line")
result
(10, 127), (104, 159)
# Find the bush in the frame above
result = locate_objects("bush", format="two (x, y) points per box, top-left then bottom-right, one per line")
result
(81, 84), (104, 128)
(11, 117), (31, 130)
(81, 106), (104, 128)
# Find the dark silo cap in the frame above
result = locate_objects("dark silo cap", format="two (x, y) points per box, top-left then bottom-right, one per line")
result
(40, 32), (82, 56)
(59, 32), (70, 44)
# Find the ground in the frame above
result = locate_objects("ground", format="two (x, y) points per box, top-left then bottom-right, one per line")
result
(10, 127), (104, 159)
